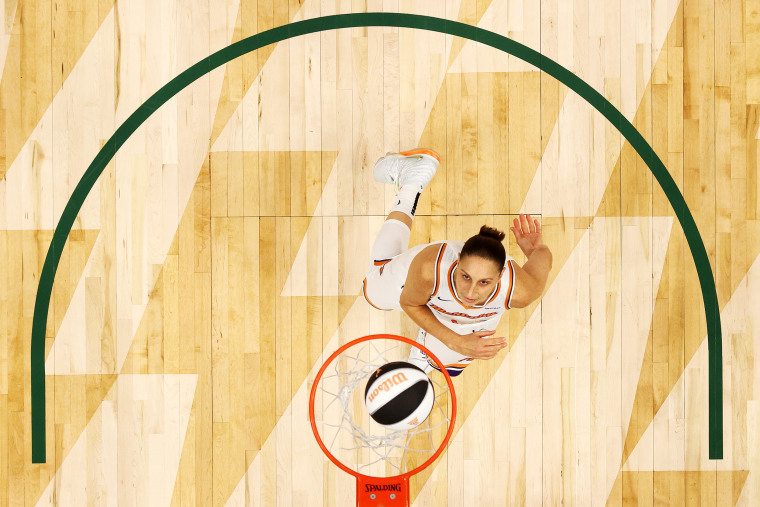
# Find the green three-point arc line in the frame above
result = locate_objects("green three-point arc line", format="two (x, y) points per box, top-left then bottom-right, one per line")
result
(31, 12), (723, 463)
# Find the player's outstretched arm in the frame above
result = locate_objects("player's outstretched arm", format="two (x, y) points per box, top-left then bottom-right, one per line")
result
(400, 246), (507, 360)
(509, 213), (553, 308)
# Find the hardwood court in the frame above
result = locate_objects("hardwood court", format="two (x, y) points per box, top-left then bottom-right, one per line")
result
(1, 0), (759, 505)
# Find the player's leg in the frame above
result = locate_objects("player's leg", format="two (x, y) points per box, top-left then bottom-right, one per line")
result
(362, 149), (440, 311)
(407, 329), (436, 373)
(370, 148), (440, 262)
(408, 328), (472, 376)
(374, 148), (440, 224)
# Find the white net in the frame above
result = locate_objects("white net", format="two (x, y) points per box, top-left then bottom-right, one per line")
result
(312, 337), (453, 478)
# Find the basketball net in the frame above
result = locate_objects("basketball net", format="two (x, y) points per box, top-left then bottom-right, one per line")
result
(310, 335), (457, 506)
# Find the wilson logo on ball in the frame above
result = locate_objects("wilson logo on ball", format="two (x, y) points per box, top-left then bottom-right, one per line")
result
(364, 361), (435, 431)
(366, 372), (409, 403)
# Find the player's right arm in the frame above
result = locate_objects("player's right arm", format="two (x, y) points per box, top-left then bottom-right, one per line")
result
(508, 213), (553, 308)
(399, 245), (507, 360)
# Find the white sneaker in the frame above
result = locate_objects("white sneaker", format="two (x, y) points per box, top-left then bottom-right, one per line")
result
(373, 148), (441, 192)
(407, 329), (434, 374)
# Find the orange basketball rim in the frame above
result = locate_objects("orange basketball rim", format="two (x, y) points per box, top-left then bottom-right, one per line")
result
(309, 334), (458, 506)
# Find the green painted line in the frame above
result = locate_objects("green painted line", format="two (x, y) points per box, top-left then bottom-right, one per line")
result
(31, 12), (723, 463)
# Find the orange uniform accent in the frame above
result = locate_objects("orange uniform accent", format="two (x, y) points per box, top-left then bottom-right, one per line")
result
(396, 148), (442, 164)
(427, 303), (498, 320)
(431, 244), (447, 297)
(362, 278), (387, 311)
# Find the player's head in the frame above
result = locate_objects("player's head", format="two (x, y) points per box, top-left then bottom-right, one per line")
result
(461, 225), (507, 269)
(455, 226), (507, 304)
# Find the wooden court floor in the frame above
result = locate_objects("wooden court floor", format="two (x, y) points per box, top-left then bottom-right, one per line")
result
(1, 0), (759, 505)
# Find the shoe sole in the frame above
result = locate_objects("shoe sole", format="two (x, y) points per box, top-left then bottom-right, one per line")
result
(394, 148), (441, 164)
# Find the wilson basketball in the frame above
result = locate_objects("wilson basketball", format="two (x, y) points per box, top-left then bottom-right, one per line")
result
(364, 361), (435, 430)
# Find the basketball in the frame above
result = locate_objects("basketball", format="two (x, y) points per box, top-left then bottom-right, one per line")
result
(364, 361), (435, 430)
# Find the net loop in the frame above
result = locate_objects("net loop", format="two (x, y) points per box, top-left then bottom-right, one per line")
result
(311, 335), (456, 479)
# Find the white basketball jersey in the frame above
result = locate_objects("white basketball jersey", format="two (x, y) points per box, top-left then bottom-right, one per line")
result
(426, 241), (515, 332)
(406, 241), (515, 377)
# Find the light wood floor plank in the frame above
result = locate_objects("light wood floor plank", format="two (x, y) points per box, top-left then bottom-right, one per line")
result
(3, 0), (760, 505)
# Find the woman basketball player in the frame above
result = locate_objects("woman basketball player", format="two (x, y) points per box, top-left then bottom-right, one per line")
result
(362, 148), (553, 376)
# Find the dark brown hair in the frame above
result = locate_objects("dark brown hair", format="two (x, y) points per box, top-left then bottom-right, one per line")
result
(460, 225), (507, 269)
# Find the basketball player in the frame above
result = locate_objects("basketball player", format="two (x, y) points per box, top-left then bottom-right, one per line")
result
(362, 149), (553, 376)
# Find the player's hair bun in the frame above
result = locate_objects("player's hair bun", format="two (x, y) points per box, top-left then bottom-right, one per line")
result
(478, 225), (506, 242)
(461, 225), (507, 269)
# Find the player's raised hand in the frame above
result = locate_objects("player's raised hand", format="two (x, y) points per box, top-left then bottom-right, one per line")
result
(450, 330), (507, 360)
(510, 213), (545, 258)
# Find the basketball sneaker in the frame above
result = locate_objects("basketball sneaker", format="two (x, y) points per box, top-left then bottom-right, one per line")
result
(373, 148), (441, 193)
(407, 343), (434, 374)
(407, 329), (435, 374)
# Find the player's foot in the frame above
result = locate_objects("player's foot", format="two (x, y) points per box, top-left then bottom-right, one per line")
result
(373, 148), (441, 193)
(407, 341), (434, 374)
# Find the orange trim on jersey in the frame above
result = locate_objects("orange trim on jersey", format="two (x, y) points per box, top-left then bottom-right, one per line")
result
(428, 303), (498, 320)
(431, 243), (447, 297)
(427, 358), (471, 370)
(396, 148), (441, 164)
(362, 278), (385, 311)
(505, 260), (515, 309)
(486, 280), (502, 305)
(373, 259), (392, 266)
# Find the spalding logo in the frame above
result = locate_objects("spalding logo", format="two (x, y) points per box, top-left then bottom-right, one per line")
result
(364, 483), (402, 493)
(367, 372), (409, 403)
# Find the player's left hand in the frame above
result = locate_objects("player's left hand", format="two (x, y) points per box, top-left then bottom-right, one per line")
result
(510, 213), (545, 258)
